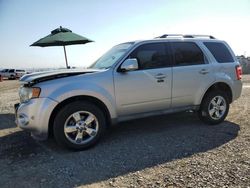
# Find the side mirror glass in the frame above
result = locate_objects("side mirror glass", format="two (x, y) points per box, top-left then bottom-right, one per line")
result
(120, 58), (139, 72)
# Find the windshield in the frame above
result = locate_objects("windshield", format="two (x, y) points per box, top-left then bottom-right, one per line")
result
(90, 42), (134, 69)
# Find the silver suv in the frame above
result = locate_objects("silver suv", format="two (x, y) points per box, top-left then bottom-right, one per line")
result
(15, 35), (242, 150)
(0, 69), (26, 79)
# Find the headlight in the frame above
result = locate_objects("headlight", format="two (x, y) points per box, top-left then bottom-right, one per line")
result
(19, 86), (41, 103)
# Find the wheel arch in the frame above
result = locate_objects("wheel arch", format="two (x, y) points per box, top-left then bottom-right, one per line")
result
(48, 95), (112, 137)
(199, 82), (233, 106)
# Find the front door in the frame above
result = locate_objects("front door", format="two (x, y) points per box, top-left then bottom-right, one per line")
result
(114, 42), (173, 116)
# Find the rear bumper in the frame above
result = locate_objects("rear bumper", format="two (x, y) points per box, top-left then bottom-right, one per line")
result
(232, 80), (242, 101)
(15, 98), (58, 140)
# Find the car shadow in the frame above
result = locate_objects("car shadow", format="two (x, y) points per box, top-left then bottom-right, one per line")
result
(0, 113), (16, 130)
(0, 112), (240, 187)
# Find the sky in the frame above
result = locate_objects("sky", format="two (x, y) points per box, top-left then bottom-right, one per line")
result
(0, 0), (250, 69)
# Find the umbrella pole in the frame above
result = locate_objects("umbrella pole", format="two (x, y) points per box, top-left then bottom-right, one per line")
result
(63, 45), (69, 69)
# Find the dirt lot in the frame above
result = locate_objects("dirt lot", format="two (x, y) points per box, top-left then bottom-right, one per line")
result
(0, 76), (250, 188)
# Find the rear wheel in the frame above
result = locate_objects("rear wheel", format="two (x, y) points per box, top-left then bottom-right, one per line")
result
(198, 91), (229, 125)
(53, 101), (106, 150)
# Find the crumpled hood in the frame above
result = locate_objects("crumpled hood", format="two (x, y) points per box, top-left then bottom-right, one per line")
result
(20, 68), (101, 85)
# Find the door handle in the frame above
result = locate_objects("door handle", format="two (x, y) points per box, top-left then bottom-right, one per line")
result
(199, 69), (209, 74)
(155, 73), (166, 79)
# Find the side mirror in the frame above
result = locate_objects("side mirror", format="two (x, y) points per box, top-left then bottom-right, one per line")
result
(120, 58), (139, 72)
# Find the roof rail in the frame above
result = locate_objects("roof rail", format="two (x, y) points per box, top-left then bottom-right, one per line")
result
(155, 34), (216, 39)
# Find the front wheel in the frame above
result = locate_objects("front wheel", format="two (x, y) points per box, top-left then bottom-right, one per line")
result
(198, 91), (229, 125)
(9, 75), (15, 80)
(53, 101), (106, 150)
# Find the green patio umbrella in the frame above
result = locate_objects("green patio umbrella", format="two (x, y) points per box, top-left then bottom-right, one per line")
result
(31, 26), (93, 68)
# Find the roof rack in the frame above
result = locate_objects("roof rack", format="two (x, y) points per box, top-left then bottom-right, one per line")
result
(155, 34), (216, 39)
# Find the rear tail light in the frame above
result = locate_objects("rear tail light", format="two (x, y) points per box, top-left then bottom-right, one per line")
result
(235, 65), (242, 80)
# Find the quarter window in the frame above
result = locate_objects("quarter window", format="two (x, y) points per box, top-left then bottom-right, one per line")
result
(129, 43), (171, 69)
(204, 42), (234, 63)
(172, 42), (205, 66)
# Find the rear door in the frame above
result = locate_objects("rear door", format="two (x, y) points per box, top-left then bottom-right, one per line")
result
(7, 69), (15, 78)
(114, 42), (173, 116)
(171, 42), (215, 107)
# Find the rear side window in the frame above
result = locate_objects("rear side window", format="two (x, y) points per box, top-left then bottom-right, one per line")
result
(172, 42), (205, 66)
(204, 42), (234, 63)
(129, 43), (172, 69)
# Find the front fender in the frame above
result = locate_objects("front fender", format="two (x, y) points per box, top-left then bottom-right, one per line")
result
(46, 82), (117, 119)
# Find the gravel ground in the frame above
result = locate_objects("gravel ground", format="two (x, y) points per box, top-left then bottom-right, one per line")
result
(0, 76), (250, 188)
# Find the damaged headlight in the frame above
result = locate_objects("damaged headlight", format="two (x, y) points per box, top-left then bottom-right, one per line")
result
(19, 86), (41, 103)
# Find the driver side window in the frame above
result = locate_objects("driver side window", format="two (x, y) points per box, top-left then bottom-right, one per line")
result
(129, 43), (171, 70)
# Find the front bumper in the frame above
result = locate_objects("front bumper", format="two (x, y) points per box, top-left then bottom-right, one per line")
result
(15, 97), (58, 140)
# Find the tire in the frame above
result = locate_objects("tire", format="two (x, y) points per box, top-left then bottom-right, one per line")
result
(9, 75), (15, 80)
(198, 90), (229, 125)
(53, 101), (106, 150)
